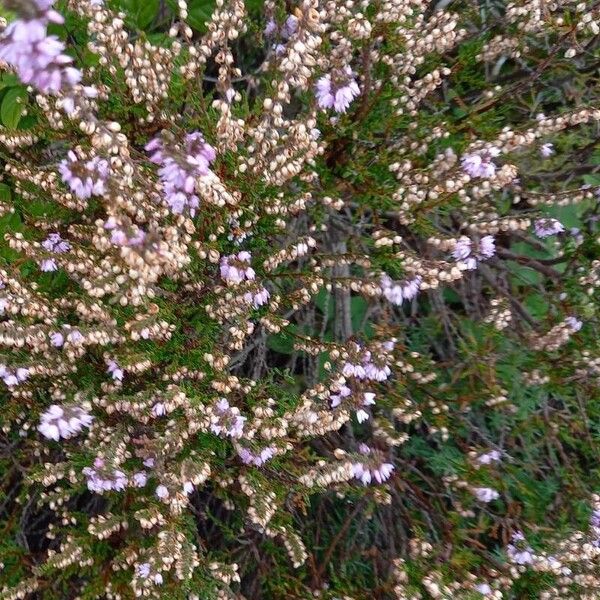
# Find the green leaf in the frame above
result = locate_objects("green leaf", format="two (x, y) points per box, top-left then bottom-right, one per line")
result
(0, 183), (11, 203)
(120, 0), (159, 29)
(186, 0), (216, 31)
(1, 87), (26, 129)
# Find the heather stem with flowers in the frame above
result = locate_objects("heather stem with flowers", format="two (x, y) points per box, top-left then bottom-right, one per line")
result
(0, 0), (599, 599)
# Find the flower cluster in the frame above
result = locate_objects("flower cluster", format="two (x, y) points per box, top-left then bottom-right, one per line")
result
(452, 236), (496, 270)
(58, 151), (110, 199)
(146, 131), (216, 216)
(39, 232), (70, 271)
(0, 0), (82, 93)
(38, 404), (93, 440)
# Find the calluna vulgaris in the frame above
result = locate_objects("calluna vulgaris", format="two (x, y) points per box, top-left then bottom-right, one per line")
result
(0, 0), (599, 598)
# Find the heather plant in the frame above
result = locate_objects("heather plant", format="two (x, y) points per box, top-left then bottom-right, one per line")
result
(0, 0), (599, 598)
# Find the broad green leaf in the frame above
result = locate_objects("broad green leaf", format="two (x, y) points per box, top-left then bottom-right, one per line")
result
(120, 0), (159, 29)
(1, 87), (26, 129)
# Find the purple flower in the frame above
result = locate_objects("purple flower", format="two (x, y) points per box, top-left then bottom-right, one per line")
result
(475, 583), (492, 596)
(50, 331), (64, 347)
(59, 152), (110, 199)
(83, 459), (128, 493)
(507, 531), (534, 565)
(0, 364), (29, 387)
(475, 450), (502, 465)
(281, 15), (299, 38)
(38, 232), (70, 272)
(107, 360), (124, 382)
(472, 487), (500, 503)
(380, 274), (422, 305)
(243, 286), (270, 308)
(540, 143), (554, 157)
(210, 398), (246, 438)
(565, 316), (582, 332)
(315, 66), (361, 113)
(38, 404), (93, 441)
(155, 484), (169, 499)
(238, 445), (275, 467)
(264, 18), (277, 36)
(146, 131), (216, 216)
(330, 385), (352, 408)
(461, 147), (500, 178)
(534, 218), (564, 238)
(352, 445), (394, 485)
(0, 2), (82, 94)
(452, 236), (495, 270)
(220, 251), (256, 284)
(131, 471), (148, 487)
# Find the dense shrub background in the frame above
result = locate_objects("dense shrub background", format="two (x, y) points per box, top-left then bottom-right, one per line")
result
(0, 0), (599, 598)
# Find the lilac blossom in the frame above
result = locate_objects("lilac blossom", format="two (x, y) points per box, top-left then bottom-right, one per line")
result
(220, 251), (256, 284)
(146, 131), (216, 216)
(238, 445), (276, 467)
(83, 457), (128, 493)
(356, 392), (376, 423)
(452, 236), (496, 270)
(58, 152), (110, 199)
(315, 66), (361, 113)
(352, 444), (394, 485)
(472, 486), (500, 503)
(0, 2), (82, 94)
(534, 218), (564, 238)
(380, 274), (422, 305)
(107, 360), (124, 381)
(565, 316), (582, 332)
(136, 563), (163, 585)
(38, 404), (93, 441)
(506, 531), (534, 565)
(131, 471), (148, 488)
(264, 18), (277, 36)
(281, 15), (299, 38)
(475, 450), (502, 466)
(155, 484), (169, 499)
(461, 147), (500, 178)
(104, 218), (147, 248)
(243, 286), (270, 308)
(330, 385), (352, 408)
(475, 583), (493, 596)
(0, 364), (29, 387)
(50, 331), (64, 347)
(540, 143), (554, 157)
(39, 232), (70, 272)
(210, 398), (246, 438)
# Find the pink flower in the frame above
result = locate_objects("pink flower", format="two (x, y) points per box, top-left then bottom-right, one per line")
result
(534, 218), (564, 238)
(155, 484), (169, 499)
(38, 404), (93, 441)
(58, 152), (110, 199)
(461, 147), (500, 178)
(475, 450), (502, 465)
(452, 236), (495, 270)
(540, 143), (554, 157)
(0, 3), (82, 94)
(472, 487), (500, 502)
(507, 531), (534, 565)
(352, 445), (394, 485)
(146, 131), (216, 216)
(315, 66), (361, 113)
(220, 252), (256, 284)
(107, 360), (124, 382)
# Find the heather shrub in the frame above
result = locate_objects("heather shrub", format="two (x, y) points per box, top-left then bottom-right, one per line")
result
(0, 0), (599, 598)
